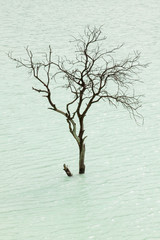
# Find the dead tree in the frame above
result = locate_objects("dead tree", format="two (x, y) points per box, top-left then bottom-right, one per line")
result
(8, 26), (148, 176)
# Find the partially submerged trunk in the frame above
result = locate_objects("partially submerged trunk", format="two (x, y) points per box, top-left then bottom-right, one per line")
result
(78, 114), (86, 174)
(79, 143), (85, 174)
(64, 116), (86, 176)
(63, 143), (85, 176)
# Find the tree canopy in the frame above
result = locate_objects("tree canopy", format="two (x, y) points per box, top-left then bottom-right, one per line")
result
(9, 26), (148, 175)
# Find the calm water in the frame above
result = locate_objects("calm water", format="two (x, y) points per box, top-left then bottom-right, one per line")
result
(0, 0), (160, 239)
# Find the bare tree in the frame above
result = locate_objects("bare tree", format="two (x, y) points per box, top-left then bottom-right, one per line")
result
(8, 26), (148, 176)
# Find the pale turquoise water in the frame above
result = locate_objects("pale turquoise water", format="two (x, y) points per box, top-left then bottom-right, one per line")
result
(0, 0), (160, 239)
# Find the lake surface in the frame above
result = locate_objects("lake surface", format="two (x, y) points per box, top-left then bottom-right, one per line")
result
(0, 0), (160, 239)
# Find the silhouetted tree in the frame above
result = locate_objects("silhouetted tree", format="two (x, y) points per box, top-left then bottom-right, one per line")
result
(9, 26), (147, 176)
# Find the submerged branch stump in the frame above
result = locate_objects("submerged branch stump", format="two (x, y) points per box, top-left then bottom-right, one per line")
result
(63, 164), (73, 177)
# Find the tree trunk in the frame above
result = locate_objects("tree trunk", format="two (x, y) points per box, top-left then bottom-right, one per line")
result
(79, 143), (85, 174)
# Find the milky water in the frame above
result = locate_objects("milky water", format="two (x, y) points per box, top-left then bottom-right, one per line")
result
(0, 0), (160, 239)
